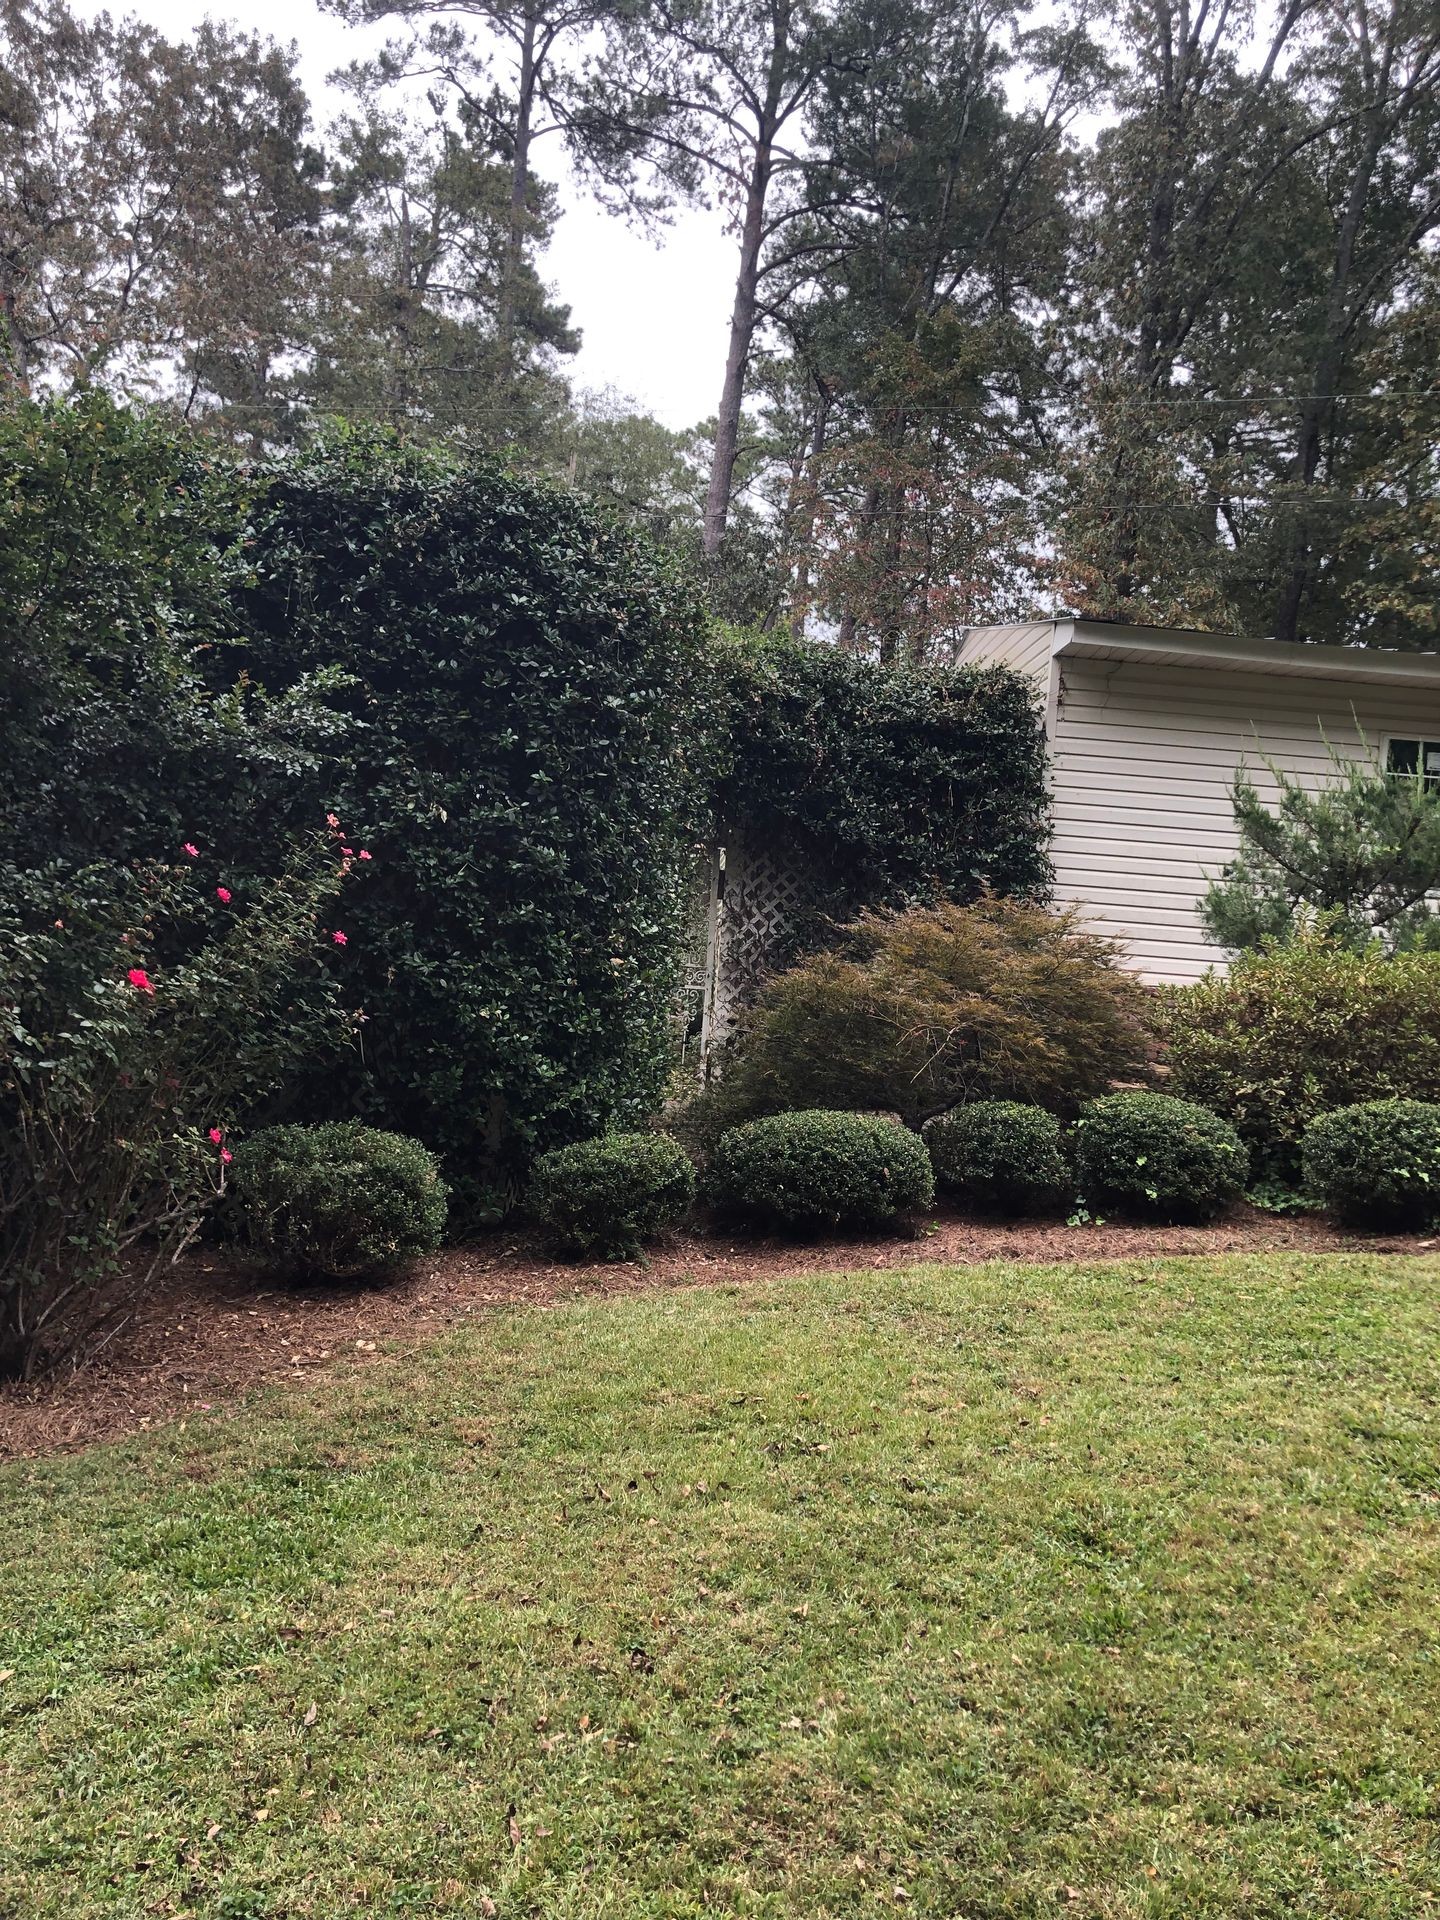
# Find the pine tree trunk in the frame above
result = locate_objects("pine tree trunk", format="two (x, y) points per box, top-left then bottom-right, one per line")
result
(702, 3), (791, 560)
(498, 10), (538, 366)
(1272, 96), (1389, 647)
(787, 378), (831, 637)
(702, 148), (773, 559)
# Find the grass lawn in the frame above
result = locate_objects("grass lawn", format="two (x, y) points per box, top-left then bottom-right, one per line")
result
(2, 1255), (1438, 1919)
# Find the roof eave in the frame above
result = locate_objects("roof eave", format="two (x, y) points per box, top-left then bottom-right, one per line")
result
(1054, 619), (1440, 688)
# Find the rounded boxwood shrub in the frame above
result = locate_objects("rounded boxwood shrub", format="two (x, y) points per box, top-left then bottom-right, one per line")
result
(232, 1122), (448, 1277)
(922, 1102), (1070, 1215)
(1071, 1093), (1248, 1222)
(527, 1131), (696, 1259)
(1301, 1099), (1440, 1230)
(706, 1110), (935, 1232)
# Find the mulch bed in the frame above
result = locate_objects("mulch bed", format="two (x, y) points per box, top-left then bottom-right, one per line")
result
(1, 1208), (1431, 1463)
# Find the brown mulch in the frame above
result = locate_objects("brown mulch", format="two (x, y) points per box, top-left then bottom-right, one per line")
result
(1, 1208), (1431, 1464)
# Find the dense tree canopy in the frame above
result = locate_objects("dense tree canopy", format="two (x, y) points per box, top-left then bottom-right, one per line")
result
(2, 0), (1438, 649)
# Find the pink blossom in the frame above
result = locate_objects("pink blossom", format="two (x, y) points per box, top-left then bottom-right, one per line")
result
(215, 886), (232, 904)
(358, 849), (372, 861)
(326, 812), (341, 829)
(220, 1148), (233, 1165)
(341, 847), (354, 858)
(332, 930), (348, 946)
(182, 843), (199, 859)
(208, 1126), (224, 1145)
(127, 967), (155, 995)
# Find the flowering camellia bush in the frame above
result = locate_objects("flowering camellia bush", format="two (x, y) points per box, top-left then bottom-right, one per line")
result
(0, 828), (358, 1377)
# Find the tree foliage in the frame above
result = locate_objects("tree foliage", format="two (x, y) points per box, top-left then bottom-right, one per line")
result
(0, 0), (327, 426)
(0, 393), (348, 871)
(1201, 750), (1440, 953)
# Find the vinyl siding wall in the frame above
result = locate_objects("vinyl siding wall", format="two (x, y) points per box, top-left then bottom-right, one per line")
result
(1050, 657), (1440, 983)
(958, 623), (1057, 685)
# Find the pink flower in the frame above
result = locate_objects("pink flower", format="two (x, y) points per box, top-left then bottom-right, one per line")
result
(332, 930), (348, 946)
(215, 886), (232, 904)
(220, 1148), (233, 1165)
(358, 849), (372, 861)
(182, 843), (199, 859)
(341, 847), (354, 858)
(127, 967), (155, 995)
(326, 812), (341, 829)
(208, 1127), (224, 1145)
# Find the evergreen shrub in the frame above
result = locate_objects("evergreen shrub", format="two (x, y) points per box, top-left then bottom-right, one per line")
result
(923, 1102), (1071, 1215)
(1301, 1099), (1440, 1230)
(1071, 1093), (1248, 1223)
(1163, 931), (1440, 1180)
(717, 632), (1051, 953)
(527, 1132), (696, 1258)
(233, 1121), (448, 1277)
(681, 898), (1149, 1140)
(233, 429), (715, 1212)
(706, 1110), (934, 1232)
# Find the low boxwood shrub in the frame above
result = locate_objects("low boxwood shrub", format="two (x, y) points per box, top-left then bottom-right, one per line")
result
(1162, 930), (1440, 1180)
(922, 1102), (1071, 1215)
(232, 1121), (448, 1277)
(527, 1132), (696, 1258)
(1071, 1093), (1248, 1223)
(1301, 1099), (1440, 1230)
(706, 1110), (934, 1232)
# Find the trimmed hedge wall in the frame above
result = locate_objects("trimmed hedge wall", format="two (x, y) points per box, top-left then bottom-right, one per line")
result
(232, 428), (715, 1214)
(715, 633), (1051, 953)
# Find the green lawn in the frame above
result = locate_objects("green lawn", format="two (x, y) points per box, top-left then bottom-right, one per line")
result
(3, 1256), (1439, 1919)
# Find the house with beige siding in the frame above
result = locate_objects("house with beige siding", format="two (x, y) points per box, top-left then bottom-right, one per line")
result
(957, 619), (1440, 984)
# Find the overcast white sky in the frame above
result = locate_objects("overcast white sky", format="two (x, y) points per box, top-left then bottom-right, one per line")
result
(81, 0), (740, 427)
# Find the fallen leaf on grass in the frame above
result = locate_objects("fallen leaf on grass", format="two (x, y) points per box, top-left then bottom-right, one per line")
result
(303, 1702), (317, 1727)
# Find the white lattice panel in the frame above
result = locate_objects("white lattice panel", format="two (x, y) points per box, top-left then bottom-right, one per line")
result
(696, 832), (822, 1070)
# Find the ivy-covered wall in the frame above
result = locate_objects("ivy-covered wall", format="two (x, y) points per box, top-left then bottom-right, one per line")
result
(714, 633), (1051, 957)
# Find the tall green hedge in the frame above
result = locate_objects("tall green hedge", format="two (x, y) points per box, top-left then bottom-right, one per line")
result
(714, 632), (1051, 950)
(0, 393), (342, 871)
(231, 428), (715, 1213)
(2, 401), (1055, 1221)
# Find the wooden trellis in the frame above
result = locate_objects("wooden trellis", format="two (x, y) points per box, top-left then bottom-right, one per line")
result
(685, 830), (824, 1077)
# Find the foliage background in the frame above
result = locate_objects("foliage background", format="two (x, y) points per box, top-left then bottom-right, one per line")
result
(0, 399), (1062, 1224)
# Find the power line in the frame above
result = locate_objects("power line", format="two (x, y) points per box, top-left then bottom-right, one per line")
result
(172, 383), (1440, 415)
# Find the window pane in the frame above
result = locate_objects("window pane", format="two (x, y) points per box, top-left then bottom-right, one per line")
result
(1389, 738), (1420, 775)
